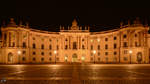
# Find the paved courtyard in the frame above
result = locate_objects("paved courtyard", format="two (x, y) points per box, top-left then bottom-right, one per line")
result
(0, 63), (150, 84)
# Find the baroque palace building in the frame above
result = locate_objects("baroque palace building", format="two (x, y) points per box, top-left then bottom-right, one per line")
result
(0, 18), (150, 64)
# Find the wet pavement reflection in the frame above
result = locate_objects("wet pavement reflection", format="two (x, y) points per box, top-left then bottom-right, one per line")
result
(0, 64), (150, 84)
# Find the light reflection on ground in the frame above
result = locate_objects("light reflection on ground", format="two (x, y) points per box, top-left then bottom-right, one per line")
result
(0, 64), (150, 84)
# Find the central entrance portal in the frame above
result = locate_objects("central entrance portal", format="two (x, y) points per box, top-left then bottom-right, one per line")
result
(72, 53), (78, 62)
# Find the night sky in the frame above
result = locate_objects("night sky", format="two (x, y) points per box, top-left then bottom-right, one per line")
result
(0, 0), (150, 32)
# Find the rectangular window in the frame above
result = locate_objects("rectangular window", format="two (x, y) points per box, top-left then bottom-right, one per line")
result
(105, 44), (108, 49)
(98, 52), (100, 56)
(135, 42), (138, 47)
(98, 45), (100, 50)
(65, 45), (68, 50)
(105, 52), (108, 55)
(114, 44), (117, 49)
(124, 50), (128, 54)
(91, 45), (93, 50)
(33, 52), (36, 55)
(73, 42), (77, 49)
(123, 42), (128, 47)
(57, 45), (59, 50)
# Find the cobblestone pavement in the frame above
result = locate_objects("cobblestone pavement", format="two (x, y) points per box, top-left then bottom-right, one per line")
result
(0, 63), (150, 84)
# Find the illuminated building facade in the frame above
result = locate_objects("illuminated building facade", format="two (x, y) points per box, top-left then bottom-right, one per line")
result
(0, 18), (150, 64)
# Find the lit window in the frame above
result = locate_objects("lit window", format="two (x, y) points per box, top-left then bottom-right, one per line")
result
(97, 39), (100, 42)
(90, 39), (93, 42)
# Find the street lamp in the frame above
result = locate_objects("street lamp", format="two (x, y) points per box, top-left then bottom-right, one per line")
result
(93, 50), (96, 64)
(17, 50), (21, 64)
(54, 50), (57, 64)
(129, 50), (132, 64)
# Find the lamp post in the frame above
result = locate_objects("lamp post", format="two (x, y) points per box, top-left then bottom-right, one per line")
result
(17, 50), (21, 64)
(54, 50), (57, 64)
(129, 50), (132, 64)
(93, 50), (96, 64)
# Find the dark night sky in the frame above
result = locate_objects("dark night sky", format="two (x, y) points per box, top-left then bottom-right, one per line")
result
(0, 0), (150, 32)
